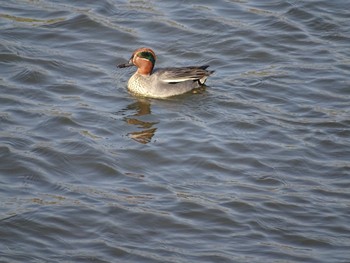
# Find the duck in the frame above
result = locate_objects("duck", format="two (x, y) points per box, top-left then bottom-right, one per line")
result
(117, 47), (214, 98)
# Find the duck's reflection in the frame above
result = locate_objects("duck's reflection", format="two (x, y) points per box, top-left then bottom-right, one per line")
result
(124, 99), (158, 144)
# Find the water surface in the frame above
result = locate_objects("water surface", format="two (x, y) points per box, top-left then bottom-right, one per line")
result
(1, 0), (350, 262)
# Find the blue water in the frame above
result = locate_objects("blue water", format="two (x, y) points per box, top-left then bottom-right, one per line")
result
(1, 0), (350, 262)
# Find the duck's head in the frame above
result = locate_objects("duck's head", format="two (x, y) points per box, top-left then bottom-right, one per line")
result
(117, 47), (156, 76)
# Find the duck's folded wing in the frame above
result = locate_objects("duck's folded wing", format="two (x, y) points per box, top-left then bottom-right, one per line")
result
(157, 65), (214, 84)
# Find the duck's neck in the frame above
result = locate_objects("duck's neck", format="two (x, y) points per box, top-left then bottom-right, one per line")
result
(136, 59), (154, 76)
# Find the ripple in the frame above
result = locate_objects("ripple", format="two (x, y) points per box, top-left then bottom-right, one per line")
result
(10, 66), (49, 84)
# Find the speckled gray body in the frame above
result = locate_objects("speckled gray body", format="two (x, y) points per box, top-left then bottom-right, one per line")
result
(127, 66), (213, 98)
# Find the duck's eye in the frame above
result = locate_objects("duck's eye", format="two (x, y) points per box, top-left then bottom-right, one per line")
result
(138, 51), (155, 64)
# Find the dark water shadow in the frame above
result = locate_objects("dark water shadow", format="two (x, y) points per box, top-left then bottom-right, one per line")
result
(123, 99), (158, 144)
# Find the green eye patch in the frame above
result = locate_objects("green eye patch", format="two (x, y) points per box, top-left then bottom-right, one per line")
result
(138, 51), (156, 64)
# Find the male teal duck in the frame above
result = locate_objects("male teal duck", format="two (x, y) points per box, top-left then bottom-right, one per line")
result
(117, 47), (214, 98)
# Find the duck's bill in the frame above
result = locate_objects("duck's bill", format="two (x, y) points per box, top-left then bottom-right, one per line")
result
(117, 62), (134, 68)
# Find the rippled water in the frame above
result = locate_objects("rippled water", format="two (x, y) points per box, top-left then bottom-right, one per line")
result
(1, 0), (350, 262)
